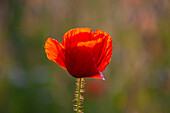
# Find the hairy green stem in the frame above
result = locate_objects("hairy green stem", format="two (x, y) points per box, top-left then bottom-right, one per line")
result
(76, 78), (82, 113)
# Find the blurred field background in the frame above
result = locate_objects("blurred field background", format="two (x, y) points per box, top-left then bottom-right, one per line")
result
(0, 0), (170, 113)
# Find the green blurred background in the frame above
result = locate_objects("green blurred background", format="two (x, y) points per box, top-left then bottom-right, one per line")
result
(0, 0), (170, 113)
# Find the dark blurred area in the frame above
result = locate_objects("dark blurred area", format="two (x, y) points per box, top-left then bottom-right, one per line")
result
(0, 0), (170, 113)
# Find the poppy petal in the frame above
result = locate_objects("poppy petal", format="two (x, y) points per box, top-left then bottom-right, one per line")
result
(62, 28), (93, 48)
(93, 30), (113, 72)
(65, 43), (100, 78)
(44, 38), (66, 69)
(90, 72), (105, 80)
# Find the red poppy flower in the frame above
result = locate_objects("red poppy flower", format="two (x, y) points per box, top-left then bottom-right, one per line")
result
(44, 28), (113, 80)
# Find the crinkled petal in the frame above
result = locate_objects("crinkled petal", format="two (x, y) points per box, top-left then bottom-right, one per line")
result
(44, 38), (66, 69)
(65, 43), (100, 78)
(62, 28), (93, 48)
(93, 30), (113, 72)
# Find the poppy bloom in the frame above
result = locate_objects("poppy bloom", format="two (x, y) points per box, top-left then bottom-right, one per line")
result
(44, 28), (113, 80)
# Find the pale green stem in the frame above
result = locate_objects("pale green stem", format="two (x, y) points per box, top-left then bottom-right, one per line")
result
(76, 78), (82, 113)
